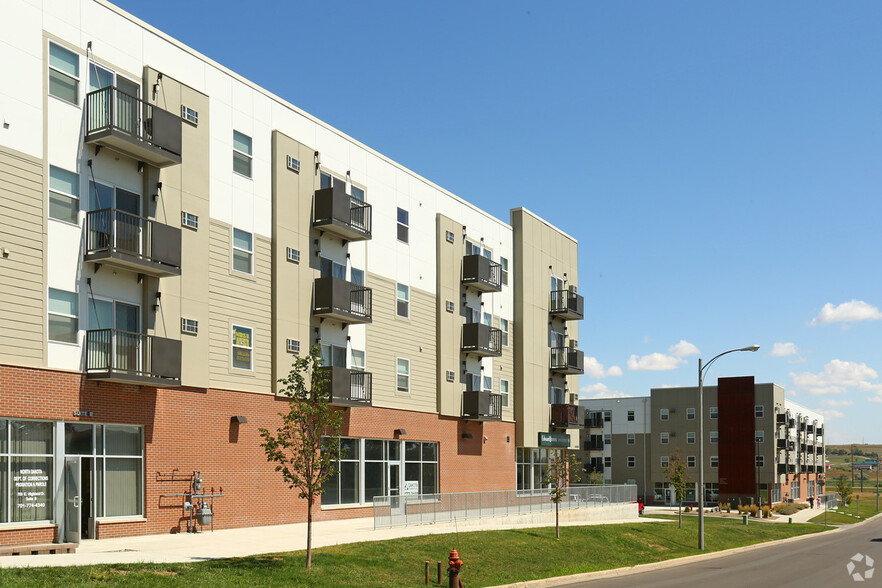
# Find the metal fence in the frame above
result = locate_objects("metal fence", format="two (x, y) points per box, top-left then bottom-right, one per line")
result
(819, 492), (840, 509)
(373, 484), (637, 529)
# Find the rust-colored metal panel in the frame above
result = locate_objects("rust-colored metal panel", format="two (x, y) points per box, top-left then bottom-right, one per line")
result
(718, 376), (756, 499)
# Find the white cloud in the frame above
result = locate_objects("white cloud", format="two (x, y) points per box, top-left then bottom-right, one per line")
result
(814, 409), (844, 421)
(582, 357), (623, 379)
(819, 398), (853, 407)
(627, 353), (685, 371)
(790, 360), (879, 396)
(668, 340), (700, 358)
(579, 383), (628, 399)
(810, 300), (882, 326)
(769, 342), (799, 357)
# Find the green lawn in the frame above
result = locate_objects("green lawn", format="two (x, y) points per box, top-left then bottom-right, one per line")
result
(810, 493), (882, 525)
(0, 517), (829, 588)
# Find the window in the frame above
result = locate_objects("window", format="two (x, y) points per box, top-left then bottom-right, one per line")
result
(755, 405), (764, 418)
(790, 480), (801, 500)
(710, 407), (718, 419)
(49, 42), (79, 104)
(182, 105), (198, 124)
(756, 430), (764, 443)
(500, 319), (510, 346)
(397, 208), (409, 243)
(627, 410), (635, 421)
(550, 387), (565, 405)
(603, 434), (611, 446)
(604, 456), (611, 468)
(233, 131), (252, 178)
(396, 358), (410, 393)
(396, 283), (409, 317)
(88, 180), (140, 213)
(705, 483), (720, 503)
(710, 431), (719, 444)
(756, 456), (764, 467)
(286, 155), (300, 172)
(517, 447), (556, 492)
(660, 432), (669, 444)
(686, 407), (695, 420)
(710, 456), (719, 468)
(48, 288), (78, 343)
(660, 408), (669, 421)
(231, 325), (252, 370)
(687, 456), (696, 468)
(500, 257), (509, 285)
(232, 228), (253, 274)
(445, 301), (455, 313)
(351, 268), (364, 286)
(445, 230), (454, 243)
(320, 257), (346, 280)
(627, 433), (635, 445)
(627, 456), (636, 468)
(500, 380), (510, 407)
(445, 370), (455, 382)
(603, 411), (611, 422)
(322, 437), (359, 506)
(286, 247), (300, 263)
(181, 211), (199, 229)
(286, 339), (300, 354)
(351, 349), (365, 372)
(321, 344), (346, 368)
(181, 318), (198, 334)
(687, 432), (695, 444)
(0, 419), (54, 523)
(49, 166), (79, 224)
(661, 456), (669, 468)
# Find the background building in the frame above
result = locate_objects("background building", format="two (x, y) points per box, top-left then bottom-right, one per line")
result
(0, 0), (583, 544)
(580, 377), (825, 505)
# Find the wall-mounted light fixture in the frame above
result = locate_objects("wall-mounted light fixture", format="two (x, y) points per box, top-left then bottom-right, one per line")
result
(462, 433), (473, 439)
(231, 416), (247, 424)
(395, 429), (407, 436)
(153, 291), (162, 311)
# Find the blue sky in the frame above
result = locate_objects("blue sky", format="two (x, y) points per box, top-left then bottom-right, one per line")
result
(113, 1), (882, 444)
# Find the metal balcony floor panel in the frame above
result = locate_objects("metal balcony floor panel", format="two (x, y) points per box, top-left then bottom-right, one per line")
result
(84, 249), (181, 277)
(85, 129), (181, 168)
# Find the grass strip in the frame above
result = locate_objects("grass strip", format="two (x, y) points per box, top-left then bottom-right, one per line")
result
(0, 516), (828, 588)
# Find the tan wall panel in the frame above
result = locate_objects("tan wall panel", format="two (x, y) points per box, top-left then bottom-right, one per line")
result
(436, 214), (464, 417)
(207, 221), (273, 394)
(0, 145), (44, 367)
(367, 272), (436, 413)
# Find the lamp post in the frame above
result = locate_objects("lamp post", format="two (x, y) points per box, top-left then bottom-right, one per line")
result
(698, 344), (760, 550)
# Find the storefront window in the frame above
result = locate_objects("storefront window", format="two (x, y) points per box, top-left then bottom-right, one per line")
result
(516, 448), (556, 492)
(0, 420), (54, 524)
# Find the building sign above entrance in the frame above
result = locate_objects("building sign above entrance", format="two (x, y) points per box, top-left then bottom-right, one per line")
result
(538, 432), (570, 447)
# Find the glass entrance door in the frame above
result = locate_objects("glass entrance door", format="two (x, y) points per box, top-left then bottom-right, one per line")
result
(64, 457), (81, 543)
(115, 302), (140, 374)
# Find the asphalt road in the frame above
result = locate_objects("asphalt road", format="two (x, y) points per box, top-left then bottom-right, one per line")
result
(561, 517), (882, 587)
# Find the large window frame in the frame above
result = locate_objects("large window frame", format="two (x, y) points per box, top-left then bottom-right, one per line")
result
(49, 166), (80, 225)
(48, 288), (79, 344)
(396, 358), (410, 393)
(231, 324), (253, 371)
(500, 379), (510, 408)
(0, 419), (54, 524)
(232, 228), (253, 274)
(500, 318), (510, 346)
(396, 283), (409, 318)
(233, 131), (253, 178)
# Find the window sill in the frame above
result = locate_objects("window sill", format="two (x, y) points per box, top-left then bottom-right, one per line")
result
(0, 521), (55, 531)
(320, 503), (372, 511)
(96, 516), (147, 525)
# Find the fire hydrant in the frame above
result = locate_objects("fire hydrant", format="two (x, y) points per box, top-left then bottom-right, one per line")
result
(448, 548), (464, 588)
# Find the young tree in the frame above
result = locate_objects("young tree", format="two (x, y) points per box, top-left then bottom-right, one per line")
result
(259, 346), (344, 569)
(836, 474), (854, 506)
(664, 449), (690, 528)
(544, 450), (582, 539)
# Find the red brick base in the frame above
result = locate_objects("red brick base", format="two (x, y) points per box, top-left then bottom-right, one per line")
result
(0, 364), (516, 543)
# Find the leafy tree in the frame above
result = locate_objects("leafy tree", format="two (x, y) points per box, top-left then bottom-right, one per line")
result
(259, 346), (344, 569)
(664, 449), (690, 528)
(583, 464), (604, 486)
(835, 474), (853, 506)
(544, 450), (582, 539)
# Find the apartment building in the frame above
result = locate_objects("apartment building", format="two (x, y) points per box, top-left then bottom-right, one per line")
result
(0, 0), (584, 545)
(580, 377), (826, 506)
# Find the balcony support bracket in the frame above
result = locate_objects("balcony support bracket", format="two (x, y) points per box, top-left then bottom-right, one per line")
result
(94, 144), (102, 156)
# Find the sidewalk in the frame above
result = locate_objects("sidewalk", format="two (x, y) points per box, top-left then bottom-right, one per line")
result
(0, 511), (651, 569)
(644, 503), (827, 523)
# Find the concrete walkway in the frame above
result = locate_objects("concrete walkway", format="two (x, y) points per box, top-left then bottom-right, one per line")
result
(643, 502), (827, 523)
(0, 509), (650, 569)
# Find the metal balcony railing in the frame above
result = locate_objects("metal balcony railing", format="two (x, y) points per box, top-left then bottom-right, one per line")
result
(461, 255), (501, 293)
(319, 367), (372, 406)
(85, 208), (182, 276)
(313, 277), (372, 324)
(85, 329), (181, 385)
(461, 323), (502, 357)
(549, 289), (584, 320)
(550, 404), (585, 429)
(462, 389), (503, 421)
(84, 86), (182, 167)
(313, 184), (372, 241)
(550, 347), (584, 374)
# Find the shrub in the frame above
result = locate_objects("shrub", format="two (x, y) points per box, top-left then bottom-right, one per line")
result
(749, 504), (759, 517)
(725, 503), (731, 513)
(762, 505), (771, 518)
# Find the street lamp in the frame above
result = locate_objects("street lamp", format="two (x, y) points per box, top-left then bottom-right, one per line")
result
(698, 344), (760, 550)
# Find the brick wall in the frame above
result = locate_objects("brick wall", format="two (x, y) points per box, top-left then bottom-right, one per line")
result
(0, 364), (516, 542)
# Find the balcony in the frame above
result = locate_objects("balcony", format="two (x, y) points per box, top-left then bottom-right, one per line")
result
(777, 439), (795, 450)
(550, 404), (585, 429)
(85, 209), (182, 277)
(318, 367), (372, 407)
(777, 464), (796, 475)
(461, 323), (502, 357)
(585, 414), (604, 429)
(313, 184), (372, 242)
(816, 427), (824, 437)
(85, 329), (181, 386)
(462, 389), (502, 421)
(584, 438), (604, 451)
(84, 86), (182, 168)
(549, 289), (584, 321)
(313, 277), (372, 324)
(461, 255), (501, 293)
(550, 347), (584, 375)
(776, 413), (787, 424)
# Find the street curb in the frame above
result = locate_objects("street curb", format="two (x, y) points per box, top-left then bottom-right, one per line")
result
(490, 516), (858, 588)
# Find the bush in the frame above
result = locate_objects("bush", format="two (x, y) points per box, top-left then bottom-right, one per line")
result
(749, 504), (759, 517)
(762, 505), (771, 518)
(772, 502), (808, 515)
(725, 503), (731, 513)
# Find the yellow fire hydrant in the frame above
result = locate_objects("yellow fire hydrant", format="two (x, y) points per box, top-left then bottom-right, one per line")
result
(448, 549), (464, 588)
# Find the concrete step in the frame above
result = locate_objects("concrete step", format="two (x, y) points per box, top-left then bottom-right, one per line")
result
(0, 542), (78, 556)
